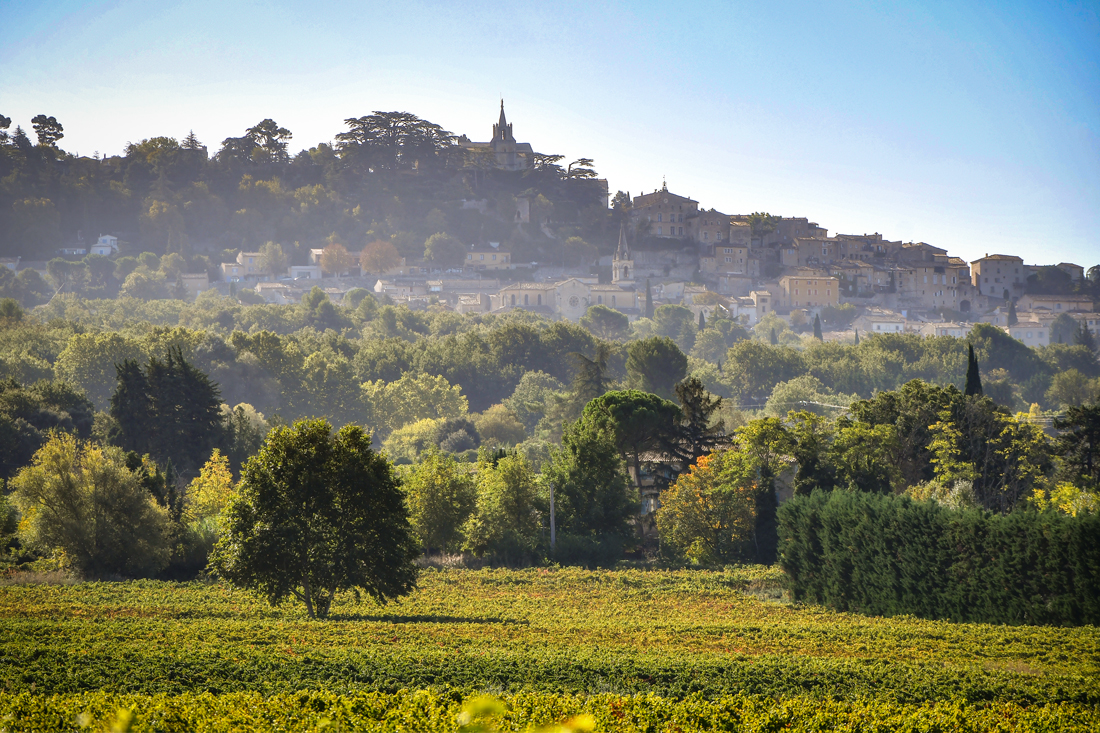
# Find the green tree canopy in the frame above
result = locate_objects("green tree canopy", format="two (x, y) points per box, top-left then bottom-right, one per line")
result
(211, 419), (418, 619)
(544, 417), (634, 537)
(626, 336), (687, 400)
(12, 433), (169, 578)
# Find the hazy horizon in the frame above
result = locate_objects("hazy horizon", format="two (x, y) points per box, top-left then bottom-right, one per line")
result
(3, 0), (1097, 267)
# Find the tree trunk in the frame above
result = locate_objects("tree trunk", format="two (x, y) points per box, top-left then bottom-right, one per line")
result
(302, 576), (315, 619)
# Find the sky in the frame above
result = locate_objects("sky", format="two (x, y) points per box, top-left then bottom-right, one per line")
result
(2, 0), (1098, 266)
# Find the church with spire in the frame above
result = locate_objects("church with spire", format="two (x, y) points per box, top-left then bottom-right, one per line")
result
(612, 223), (635, 285)
(456, 101), (535, 171)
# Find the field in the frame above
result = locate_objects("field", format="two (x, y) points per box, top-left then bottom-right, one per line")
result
(1, 566), (1098, 731)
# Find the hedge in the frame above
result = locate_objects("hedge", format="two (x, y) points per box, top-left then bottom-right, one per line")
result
(777, 490), (1100, 625)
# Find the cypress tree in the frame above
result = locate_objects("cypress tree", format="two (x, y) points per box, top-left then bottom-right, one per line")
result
(1007, 298), (1018, 326)
(964, 343), (983, 396)
(813, 313), (823, 341)
(853, 329), (859, 344)
(769, 327), (778, 345)
(698, 310), (706, 330)
(110, 359), (154, 457)
(645, 279), (654, 319)
(1075, 323), (1098, 354)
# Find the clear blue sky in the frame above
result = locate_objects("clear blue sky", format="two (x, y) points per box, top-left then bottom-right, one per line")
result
(3, 0), (1097, 266)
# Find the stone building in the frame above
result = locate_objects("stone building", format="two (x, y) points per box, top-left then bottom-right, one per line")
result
(971, 254), (1025, 297)
(456, 101), (535, 172)
(778, 274), (839, 308)
(630, 183), (699, 239)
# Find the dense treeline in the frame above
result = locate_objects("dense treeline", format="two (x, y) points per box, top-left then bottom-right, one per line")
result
(2, 283), (1099, 592)
(0, 110), (617, 277)
(778, 490), (1100, 625)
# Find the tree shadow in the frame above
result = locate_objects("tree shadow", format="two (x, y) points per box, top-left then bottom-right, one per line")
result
(327, 612), (529, 625)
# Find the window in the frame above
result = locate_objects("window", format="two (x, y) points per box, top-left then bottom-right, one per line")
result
(480, 254), (484, 260)
(725, 257), (732, 263)
(467, 254), (473, 260)
(658, 227), (663, 235)
(511, 294), (516, 306)
(704, 232), (708, 241)
(524, 294), (529, 306)
(537, 294), (542, 305)
(658, 214), (663, 222)
(725, 248), (732, 254)
(491, 254), (496, 260)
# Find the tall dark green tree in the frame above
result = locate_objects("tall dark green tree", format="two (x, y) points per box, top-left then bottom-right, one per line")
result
(769, 328), (778, 345)
(210, 419), (419, 619)
(812, 314), (823, 341)
(1007, 299), (1018, 326)
(698, 310), (706, 330)
(1076, 323), (1098, 354)
(110, 359), (154, 457)
(964, 343), (983, 397)
(1053, 402), (1100, 489)
(110, 348), (223, 473)
(672, 376), (727, 465)
(853, 329), (859, 345)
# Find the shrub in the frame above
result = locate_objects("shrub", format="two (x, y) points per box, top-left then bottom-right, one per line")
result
(778, 490), (1100, 625)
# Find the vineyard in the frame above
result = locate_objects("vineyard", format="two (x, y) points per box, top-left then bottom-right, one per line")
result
(1, 567), (1098, 731)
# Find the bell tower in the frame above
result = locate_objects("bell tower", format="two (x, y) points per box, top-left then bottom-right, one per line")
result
(612, 223), (635, 285)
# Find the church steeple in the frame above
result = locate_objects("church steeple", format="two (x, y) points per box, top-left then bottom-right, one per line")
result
(493, 100), (514, 143)
(615, 222), (630, 259)
(612, 222), (634, 285)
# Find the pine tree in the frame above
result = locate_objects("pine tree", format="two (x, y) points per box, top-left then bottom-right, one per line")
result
(1007, 299), (1018, 326)
(964, 343), (983, 396)
(698, 310), (706, 330)
(672, 376), (728, 465)
(769, 328), (778, 345)
(645, 279), (654, 319)
(813, 314), (823, 341)
(853, 329), (859, 345)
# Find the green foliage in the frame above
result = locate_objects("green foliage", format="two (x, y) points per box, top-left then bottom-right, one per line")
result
(1054, 402), (1100, 489)
(404, 449), (476, 553)
(0, 377), (95, 479)
(363, 372), (468, 437)
(625, 336), (687, 399)
(544, 418), (635, 538)
(109, 348), (223, 474)
(779, 490), (1100, 625)
(724, 341), (805, 406)
(462, 453), (542, 560)
(3, 690), (1096, 732)
(4, 567), (1097, 713)
(652, 304), (697, 352)
(210, 419), (419, 618)
(11, 433), (170, 578)
(578, 304), (628, 340)
(505, 372), (566, 435)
